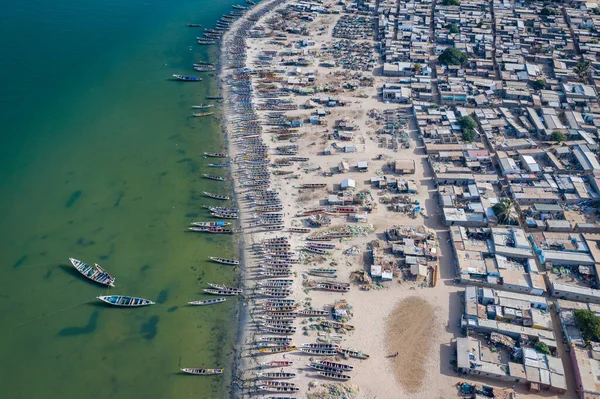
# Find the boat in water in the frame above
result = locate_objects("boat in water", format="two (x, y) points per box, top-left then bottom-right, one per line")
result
(203, 191), (230, 200)
(193, 112), (214, 117)
(203, 289), (239, 296)
(194, 65), (216, 72)
(209, 257), (240, 265)
(188, 226), (235, 234)
(203, 152), (227, 158)
(193, 104), (215, 109)
(187, 23), (202, 27)
(180, 368), (223, 375)
(69, 257), (115, 287)
(202, 174), (226, 181)
(188, 297), (226, 306)
(172, 74), (202, 81)
(97, 295), (154, 307)
(197, 39), (216, 45)
(206, 96), (223, 100)
(190, 221), (231, 227)
(207, 283), (242, 293)
(208, 162), (230, 167)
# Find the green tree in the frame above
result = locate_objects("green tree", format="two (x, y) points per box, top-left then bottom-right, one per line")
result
(534, 341), (551, 355)
(443, 0), (460, 5)
(540, 7), (558, 16)
(439, 48), (468, 66)
(550, 131), (567, 143)
(447, 23), (459, 34)
(574, 309), (600, 342)
(532, 79), (546, 90)
(492, 198), (517, 225)
(458, 116), (477, 130)
(574, 60), (592, 81)
(461, 128), (476, 142)
(413, 63), (423, 74)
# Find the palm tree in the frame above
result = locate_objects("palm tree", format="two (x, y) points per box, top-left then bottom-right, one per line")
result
(574, 60), (592, 81)
(493, 198), (517, 225)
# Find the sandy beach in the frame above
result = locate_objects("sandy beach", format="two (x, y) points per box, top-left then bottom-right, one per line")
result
(219, 1), (578, 398)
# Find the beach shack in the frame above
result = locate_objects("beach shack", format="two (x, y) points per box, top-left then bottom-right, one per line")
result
(357, 161), (369, 172)
(341, 178), (356, 190)
(338, 161), (350, 173)
(394, 159), (416, 174)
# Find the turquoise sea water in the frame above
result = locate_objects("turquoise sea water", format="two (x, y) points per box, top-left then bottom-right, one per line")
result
(0, 0), (241, 398)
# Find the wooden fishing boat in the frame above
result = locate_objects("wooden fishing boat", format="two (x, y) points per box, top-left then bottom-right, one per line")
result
(208, 163), (230, 167)
(272, 170), (294, 176)
(258, 290), (291, 298)
(207, 283), (242, 293)
(206, 96), (223, 100)
(97, 295), (154, 307)
(69, 257), (115, 287)
(258, 386), (299, 393)
(304, 246), (327, 254)
(315, 360), (354, 371)
(257, 372), (295, 379)
(204, 205), (238, 212)
(258, 325), (296, 335)
(193, 112), (214, 117)
(257, 279), (293, 287)
(288, 227), (310, 233)
(316, 283), (350, 292)
(188, 227), (235, 234)
(203, 152), (226, 157)
(188, 23), (202, 27)
(306, 242), (336, 249)
(263, 225), (284, 231)
(301, 343), (340, 349)
(262, 298), (296, 304)
(298, 347), (338, 356)
(203, 191), (230, 200)
(297, 309), (329, 316)
(209, 257), (239, 265)
(258, 271), (291, 277)
(321, 320), (354, 330)
(191, 221), (231, 227)
(173, 74), (202, 81)
(318, 371), (351, 380)
(337, 348), (369, 359)
(309, 268), (337, 275)
(210, 212), (238, 219)
(197, 39), (216, 45)
(193, 65), (216, 72)
(193, 104), (215, 109)
(305, 236), (332, 241)
(203, 289), (238, 296)
(262, 314), (297, 321)
(259, 337), (292, 343)
(300, 183), (327, 189)
(257, 345), (296, 354)
(181, 368), (223, 375)
(203, 174), (226, 181)
(260, 319), (295, 326)
(188, 297), (226, 305)
(261, 360), (293, 367)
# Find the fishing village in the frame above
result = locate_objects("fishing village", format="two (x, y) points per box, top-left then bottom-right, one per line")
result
(59, 0), (600, 397)
(215, 0), (600, 397)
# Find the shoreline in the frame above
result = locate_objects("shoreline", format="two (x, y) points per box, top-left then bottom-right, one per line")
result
(218, 1), (287, 396)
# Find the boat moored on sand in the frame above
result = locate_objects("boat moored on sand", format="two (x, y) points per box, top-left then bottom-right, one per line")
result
(188, 297), (226, 306)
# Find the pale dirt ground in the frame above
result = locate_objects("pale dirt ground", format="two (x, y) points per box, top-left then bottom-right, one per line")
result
(221, 1), (580, 398)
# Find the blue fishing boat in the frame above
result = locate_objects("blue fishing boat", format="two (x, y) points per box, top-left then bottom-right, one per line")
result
(208, 163), (230, 167)
(97, 295), (154, 307)
(172, 74), (202, 82)
(69, 257), (115, 287)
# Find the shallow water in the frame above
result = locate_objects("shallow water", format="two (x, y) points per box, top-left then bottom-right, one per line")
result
(0, 0), (240, 397)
